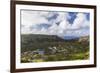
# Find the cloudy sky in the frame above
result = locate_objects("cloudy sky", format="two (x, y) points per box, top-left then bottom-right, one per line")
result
(21, 10), (90, 37)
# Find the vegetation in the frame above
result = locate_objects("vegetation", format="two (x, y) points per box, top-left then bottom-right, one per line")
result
(21, 34), (89, 63)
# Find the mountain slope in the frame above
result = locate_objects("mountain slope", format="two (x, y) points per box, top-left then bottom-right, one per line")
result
(21, 34), (89, 53)
(21, 34), (66, 52)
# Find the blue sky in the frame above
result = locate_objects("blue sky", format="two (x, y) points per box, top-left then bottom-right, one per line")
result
(21, 10), (90, 37)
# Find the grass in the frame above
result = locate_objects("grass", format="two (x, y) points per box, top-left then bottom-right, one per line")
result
(21, 50), (89, 63)
(69, 51), (89, 60)
(32, 59), (44, 62)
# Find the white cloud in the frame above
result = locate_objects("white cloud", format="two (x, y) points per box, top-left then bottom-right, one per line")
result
(21, 10), (49, 26)
(21, 11), (90, 37)
(72, 13), (89, 29)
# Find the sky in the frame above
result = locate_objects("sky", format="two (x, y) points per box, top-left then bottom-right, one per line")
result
(21, 10), (90, 37)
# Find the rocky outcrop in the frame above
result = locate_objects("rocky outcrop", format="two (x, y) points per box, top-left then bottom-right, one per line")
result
(78, 36), (89, 42)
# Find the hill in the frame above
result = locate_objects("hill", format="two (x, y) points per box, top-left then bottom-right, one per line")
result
(21, 34), (89, 62)
(21, 34), (89, 52)
(21, 34), (66, 52)
(78, 36), (89, 42)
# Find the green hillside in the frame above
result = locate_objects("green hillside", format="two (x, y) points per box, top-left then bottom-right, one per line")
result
(21, 34), (89, 63)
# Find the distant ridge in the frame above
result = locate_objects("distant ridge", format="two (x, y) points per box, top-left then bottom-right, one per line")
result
(59, 36), (79, 40)
(21, 34), (65, 42)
